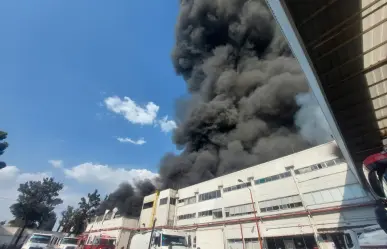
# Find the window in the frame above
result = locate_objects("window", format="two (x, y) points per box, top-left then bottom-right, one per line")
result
(259, 195), (303, 213)
(198, 208), (222, 219)
(304, 235), (317, 249)
(143, 201), (153, 209)
(266, 238), (276, 249)
(212, 209), (223, 219)
(255, 171), (291, 185)
(294, 237), (306, 249)
(294, 158), (345, 175)
(198, 190), (221, 202)
(344, 234), (354, 248)
(225, 203), (256, 217)
(170, 197), (176, 205)
(198, 210), (212, 217)
(274, 238), (285, 249)
(178, 196), (196, 205)
(167, 220), (174, 226)
(223, 182), (252, 193)
(228, 239), (243, 246)
(159, 197), (168, 205)
(178, 213), (196, 220)
(61, 238), (78, 245)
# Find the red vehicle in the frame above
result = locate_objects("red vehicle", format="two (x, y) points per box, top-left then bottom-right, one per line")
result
(80, 234), (116, 249)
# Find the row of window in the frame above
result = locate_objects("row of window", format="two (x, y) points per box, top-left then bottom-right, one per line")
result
(254, 171), (291, 185)
(179, 187), (357, 220)
(303, 184), (367, 205)
(198, 189), (221, 202)
(174, 158), (345, 203)
(198, 208), (223, 219)
(294, 158), (345, 175)
(178, 196), (196, 205)
(225, 203), (256, 217)
(159, 197), (177, 206)
(177, 213), (196, 220)
(179, 203), (255, 221)
(228, 238), (259, 244)
(259, 195), (303, 213)
(223, 182), (251, 193)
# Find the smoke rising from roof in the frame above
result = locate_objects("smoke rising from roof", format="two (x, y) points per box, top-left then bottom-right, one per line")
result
(159, 0), (332, 189)
(98, 0), (333, 216)
(96, 180), (155, 217)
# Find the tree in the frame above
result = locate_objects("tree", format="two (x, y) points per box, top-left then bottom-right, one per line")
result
(10, 177), (63, 228)
(0, 221), (6, 226)
(65, 190), (101, 235)
(0, 131), (8, 170)
(39, 212), (57, 231)
(79, 189), (101, 218)
(58, 206), (74, 232)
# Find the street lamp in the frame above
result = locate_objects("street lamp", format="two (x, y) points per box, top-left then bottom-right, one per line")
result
(238, 179), (263, 249)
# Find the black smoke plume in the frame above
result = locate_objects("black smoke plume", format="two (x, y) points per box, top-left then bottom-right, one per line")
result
(96, 180), (155, 217)
(159, 0), (332, 189)
(97, 0), (334, 216)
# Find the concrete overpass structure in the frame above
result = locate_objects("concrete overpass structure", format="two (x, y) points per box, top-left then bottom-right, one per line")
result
(266, 0), (387, 178)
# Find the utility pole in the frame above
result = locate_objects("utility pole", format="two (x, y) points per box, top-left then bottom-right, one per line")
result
(148, 218), (157, 249)
(238, 179), (263, 249)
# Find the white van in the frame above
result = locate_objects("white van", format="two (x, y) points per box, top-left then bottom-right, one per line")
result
(22, 233), (60, 249)
(56, 237), (78, 249)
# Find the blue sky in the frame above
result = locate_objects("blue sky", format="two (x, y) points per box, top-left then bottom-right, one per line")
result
(0, 1), (186, 220)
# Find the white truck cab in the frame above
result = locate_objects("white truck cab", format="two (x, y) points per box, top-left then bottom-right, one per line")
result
(343, 225), (387, 249)
(56, 237), (78, 249)
(22, 233), (60, 249)
(130, 229), (188, 249)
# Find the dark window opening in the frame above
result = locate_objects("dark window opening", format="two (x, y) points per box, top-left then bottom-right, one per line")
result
(159, 197), (168, 205)
(143, 201), (153, 209)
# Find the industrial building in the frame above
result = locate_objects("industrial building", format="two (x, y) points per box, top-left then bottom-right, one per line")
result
(136, 141), (377, 249)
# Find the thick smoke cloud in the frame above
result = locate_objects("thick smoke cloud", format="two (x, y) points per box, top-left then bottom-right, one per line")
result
(159, 0), (332, 189)
(295, 92), (332, 145)
(98, 0), (334, 216)
(96, 180), (155, 217)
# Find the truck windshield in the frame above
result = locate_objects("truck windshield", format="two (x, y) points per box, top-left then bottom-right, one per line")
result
(29, 235), (52, 244)
(161, 234), (186, 246)
(61, 238), (78, 245)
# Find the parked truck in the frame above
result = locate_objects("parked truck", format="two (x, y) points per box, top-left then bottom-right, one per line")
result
(130, 229), (187, 249)
(78, 229), (188, 249)
(341, 225), (387, 249)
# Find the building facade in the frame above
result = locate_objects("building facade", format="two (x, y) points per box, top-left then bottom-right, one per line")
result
(83, 214), (138, 249)
(139, 141), (378, 249)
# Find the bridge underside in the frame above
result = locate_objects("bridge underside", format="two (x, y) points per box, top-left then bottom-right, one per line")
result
(267, 0), (387, 172)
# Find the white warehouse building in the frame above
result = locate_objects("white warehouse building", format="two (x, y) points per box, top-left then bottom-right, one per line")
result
(138, 141), (378, 249)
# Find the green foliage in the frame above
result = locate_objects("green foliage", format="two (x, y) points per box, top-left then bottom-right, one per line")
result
(58, 206), (74, 232)
(0, 130), (8, 169)
(39, 212), (57, 231)
(10, 177), (63, 228)
(79, 189), (101, 218)
(59, 190), (101, 235)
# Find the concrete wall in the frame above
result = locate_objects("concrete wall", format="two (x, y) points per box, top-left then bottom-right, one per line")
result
(85, 217), (138, 232)
(138, 189), (177, 228)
